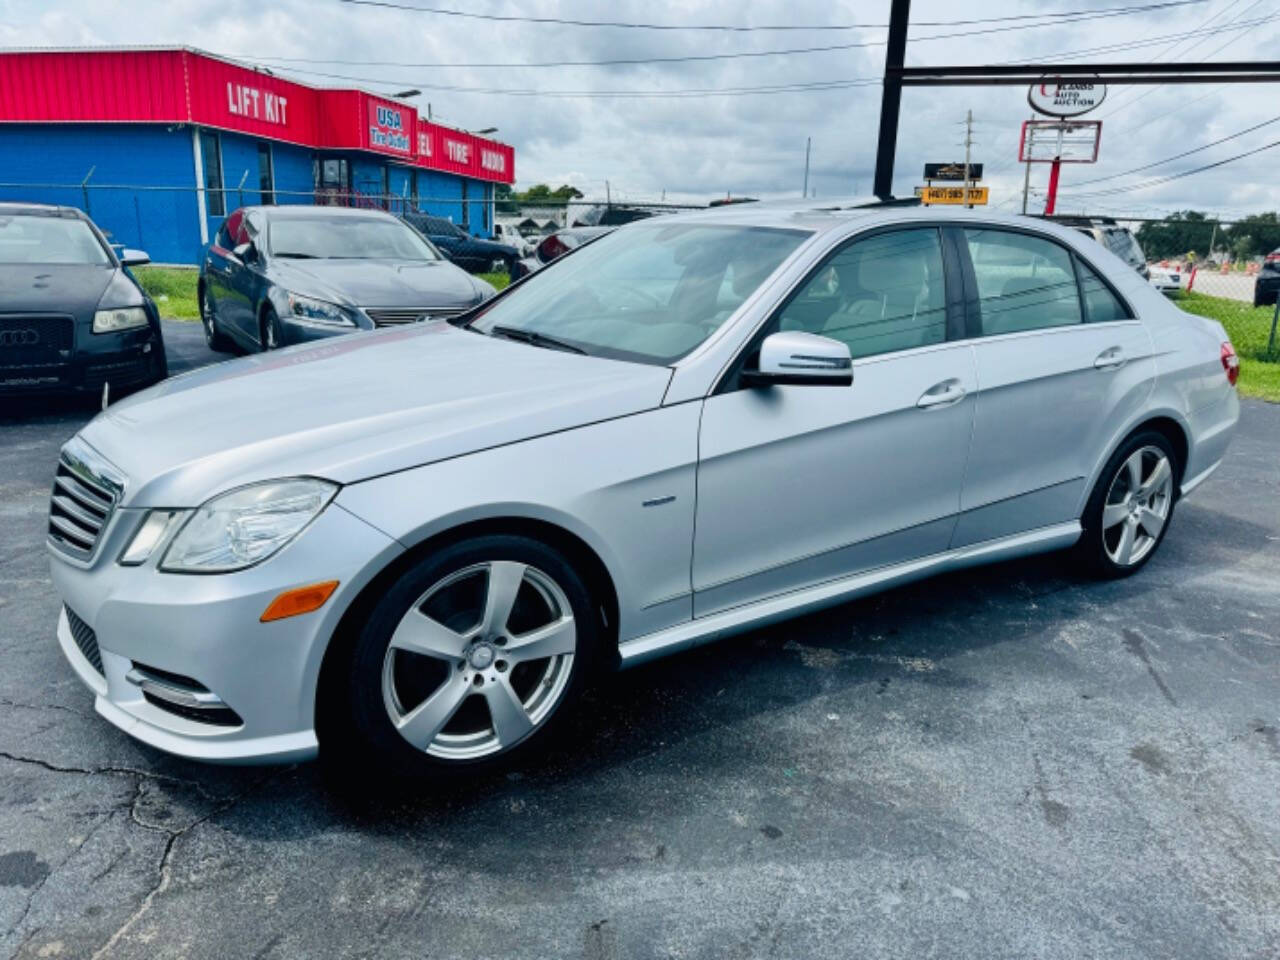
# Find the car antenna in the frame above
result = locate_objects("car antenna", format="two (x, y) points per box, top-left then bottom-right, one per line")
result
(101, 381), (109, 411)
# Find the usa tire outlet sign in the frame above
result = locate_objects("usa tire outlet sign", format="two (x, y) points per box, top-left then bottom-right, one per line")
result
(1028, 81), (1107, 118)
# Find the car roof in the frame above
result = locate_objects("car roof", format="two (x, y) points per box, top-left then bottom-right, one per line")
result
(0, 202), (86, 219)
(642, 199), (1106, 246)
(245, 205), (401, 221)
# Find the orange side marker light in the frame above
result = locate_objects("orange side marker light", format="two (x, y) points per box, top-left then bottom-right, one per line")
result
(260, 580), (340, 623)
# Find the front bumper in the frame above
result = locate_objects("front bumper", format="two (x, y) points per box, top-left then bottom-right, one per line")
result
(49, 499), (402, 764)
(0, 324), (163, 395)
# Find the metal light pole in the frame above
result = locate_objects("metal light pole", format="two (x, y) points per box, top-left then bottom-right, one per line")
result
(803, 137), (811, 197)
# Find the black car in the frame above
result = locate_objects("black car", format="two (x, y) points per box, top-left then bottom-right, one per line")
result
(510, 226), (614, 281)
(400, 213), (519, 274)
(1255, 248), (1279, 307)
(0, 202), (165, 397)
(199, 206), (496, 353)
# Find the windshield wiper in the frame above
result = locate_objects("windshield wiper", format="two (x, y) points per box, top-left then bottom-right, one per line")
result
(273, 252), (319, 259)
(489, 325), (587, 355)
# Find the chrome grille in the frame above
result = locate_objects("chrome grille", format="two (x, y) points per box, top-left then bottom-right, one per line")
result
(47, 450), (121, 560)
(365, 307), (465, 327)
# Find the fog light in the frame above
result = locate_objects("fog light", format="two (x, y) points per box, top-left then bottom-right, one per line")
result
(260, 580), (340, 622)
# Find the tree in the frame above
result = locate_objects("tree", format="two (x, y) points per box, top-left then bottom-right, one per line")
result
(511, 183), (584, 208)
(1223, 213), (1280, 260)
(1134, 211), (1216, 260)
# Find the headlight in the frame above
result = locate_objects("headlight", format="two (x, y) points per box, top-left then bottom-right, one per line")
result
(93, 306), (149, 334)
(159, 478), (338, 573)
(287, 293), (355, 327)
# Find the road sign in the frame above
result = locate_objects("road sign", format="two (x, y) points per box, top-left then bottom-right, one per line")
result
(1028, 80), (1106, 118)
(919, 185), (988, 205)
(924, 162), (983, 181)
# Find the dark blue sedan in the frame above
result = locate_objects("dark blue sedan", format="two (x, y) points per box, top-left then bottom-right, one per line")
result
(401, 213), (519, 275)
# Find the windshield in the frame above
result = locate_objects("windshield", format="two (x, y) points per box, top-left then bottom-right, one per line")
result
(267, 216), (441, 260)
(470, 223), (810, 364)
(0, 214), (110, 265)
(1104, 228), (1144, 266)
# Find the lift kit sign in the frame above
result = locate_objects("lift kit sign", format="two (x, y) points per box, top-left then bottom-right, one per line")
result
(1027, 81), (1107, 118)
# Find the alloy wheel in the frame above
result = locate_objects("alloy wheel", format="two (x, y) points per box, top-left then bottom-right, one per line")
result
(381, 561), (577, 761)
(201, 292), (216, 345)
(1101, 445), (1174, 567)
(264, 313), (279, 350)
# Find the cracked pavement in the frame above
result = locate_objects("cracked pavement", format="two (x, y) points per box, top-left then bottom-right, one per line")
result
(1, 322), (1278, 959)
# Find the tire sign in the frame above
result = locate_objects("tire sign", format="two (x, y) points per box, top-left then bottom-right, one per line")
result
(1027, 81), (1107, 118)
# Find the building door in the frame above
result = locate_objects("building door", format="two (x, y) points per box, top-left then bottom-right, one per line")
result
(257, 144), (274, 205)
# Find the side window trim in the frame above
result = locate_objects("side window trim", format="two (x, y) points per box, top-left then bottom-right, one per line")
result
(713, 223), (957, 395)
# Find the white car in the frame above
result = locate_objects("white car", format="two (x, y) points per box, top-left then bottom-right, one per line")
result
(47, 202), (1240, 776)
(492, 221), (536, 257)
(1148, 264), (1184, 295)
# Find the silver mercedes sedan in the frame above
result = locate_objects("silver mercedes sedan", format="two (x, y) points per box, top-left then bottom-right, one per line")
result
(47, 201), (1240, 774)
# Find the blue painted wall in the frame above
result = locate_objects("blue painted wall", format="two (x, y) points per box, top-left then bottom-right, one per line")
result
(0, 123), (499, 262)
(0, 123), (201, 264)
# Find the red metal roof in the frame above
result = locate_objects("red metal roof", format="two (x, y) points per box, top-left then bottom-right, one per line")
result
(0, 47), (514, 183)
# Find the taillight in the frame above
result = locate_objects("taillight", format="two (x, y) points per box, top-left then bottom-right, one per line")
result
(1266, 252), (1280, 265)
(538, 235), (569, 263)
(1221, 342), (1239, 387)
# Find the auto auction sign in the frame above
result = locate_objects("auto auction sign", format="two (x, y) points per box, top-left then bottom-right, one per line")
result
(1028, 81), (1107, 118)
(924, 162), (983, 181)
(367, 100), (412, 155)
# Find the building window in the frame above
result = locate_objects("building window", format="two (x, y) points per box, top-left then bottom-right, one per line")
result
(200, 131), (225, 216)
(460, 178), (470, 230)
(482, 183), (492, 233)
(258, 143), (274, 205)
(381, 166), (391, 210)
(315, 157), (349, 205)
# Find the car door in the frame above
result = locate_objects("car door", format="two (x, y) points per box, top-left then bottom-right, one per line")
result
(953, 226), (1156, 547)
(207, 209), (257, 344)
(203, 219), (236, 333)
(692, 226), (978, 617)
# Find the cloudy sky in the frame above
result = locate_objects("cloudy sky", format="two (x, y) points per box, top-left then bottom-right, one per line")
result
(2, 0), (1277, 217)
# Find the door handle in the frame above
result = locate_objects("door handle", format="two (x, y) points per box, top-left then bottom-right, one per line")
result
(917, 379), (966, 409)
(1094, 347), (1126, 370)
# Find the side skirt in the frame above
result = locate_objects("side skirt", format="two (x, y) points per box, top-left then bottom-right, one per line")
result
(617, 521), (1081, 668)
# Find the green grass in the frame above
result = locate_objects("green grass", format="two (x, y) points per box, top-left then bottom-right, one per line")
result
(478, 271), (511, 291)
(1174, 291), (1280, 403)
(133, 266), (200, 320)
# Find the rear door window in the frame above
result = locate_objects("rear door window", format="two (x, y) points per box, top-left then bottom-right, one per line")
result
(963, 228), (1082, 335)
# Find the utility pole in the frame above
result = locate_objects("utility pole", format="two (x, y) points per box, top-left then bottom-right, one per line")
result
(962, 109), (973, 209)
(605, 180), (611, 207)
(802, 137), (811, 198)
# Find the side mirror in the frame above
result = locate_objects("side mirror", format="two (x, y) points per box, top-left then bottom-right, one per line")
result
(743, 331), (853, 388)
(120, 248), (151, 268)
(232, 241), (256, 262)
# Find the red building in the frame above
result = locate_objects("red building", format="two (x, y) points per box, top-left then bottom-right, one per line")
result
(0, 47), (515, 263)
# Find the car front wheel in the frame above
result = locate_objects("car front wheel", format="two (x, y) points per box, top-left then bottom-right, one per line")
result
(1078, 430), (1179, 578)
(329, 534), (602, 778)
(261, 306), (282, 351)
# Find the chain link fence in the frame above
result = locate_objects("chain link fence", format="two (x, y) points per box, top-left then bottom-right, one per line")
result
(0, 180), (705, 266)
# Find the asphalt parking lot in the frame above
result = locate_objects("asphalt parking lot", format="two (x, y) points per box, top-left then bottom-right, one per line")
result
(1, 320), (1278, 959)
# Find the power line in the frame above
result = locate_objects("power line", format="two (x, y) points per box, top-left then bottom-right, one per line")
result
(1058, 137), (1280, 199)
(1069, 113), (1280, 185)
(333, 0), (1207, 32)
(240, 2), (1212, 70)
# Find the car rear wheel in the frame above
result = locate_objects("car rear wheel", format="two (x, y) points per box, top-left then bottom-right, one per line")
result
(329, 535), (602, 778)
(199, 286), (232, 352)
(1078, 430), (1179, 578)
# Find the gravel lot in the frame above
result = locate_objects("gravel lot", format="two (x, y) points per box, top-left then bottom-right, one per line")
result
(2, 320), (1278, 959)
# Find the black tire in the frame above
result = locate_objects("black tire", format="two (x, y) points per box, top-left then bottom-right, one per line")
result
(1077, 429), (1180, 579)
(260, 305), (283, 352)
(199, 285), (233, 353)
(324, 534), (605, 780)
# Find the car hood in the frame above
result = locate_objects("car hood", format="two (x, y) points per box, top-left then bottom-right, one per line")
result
(77, 322), (672, 507)
(270, 258), (484, 309)
(0, 264), (116, 315)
